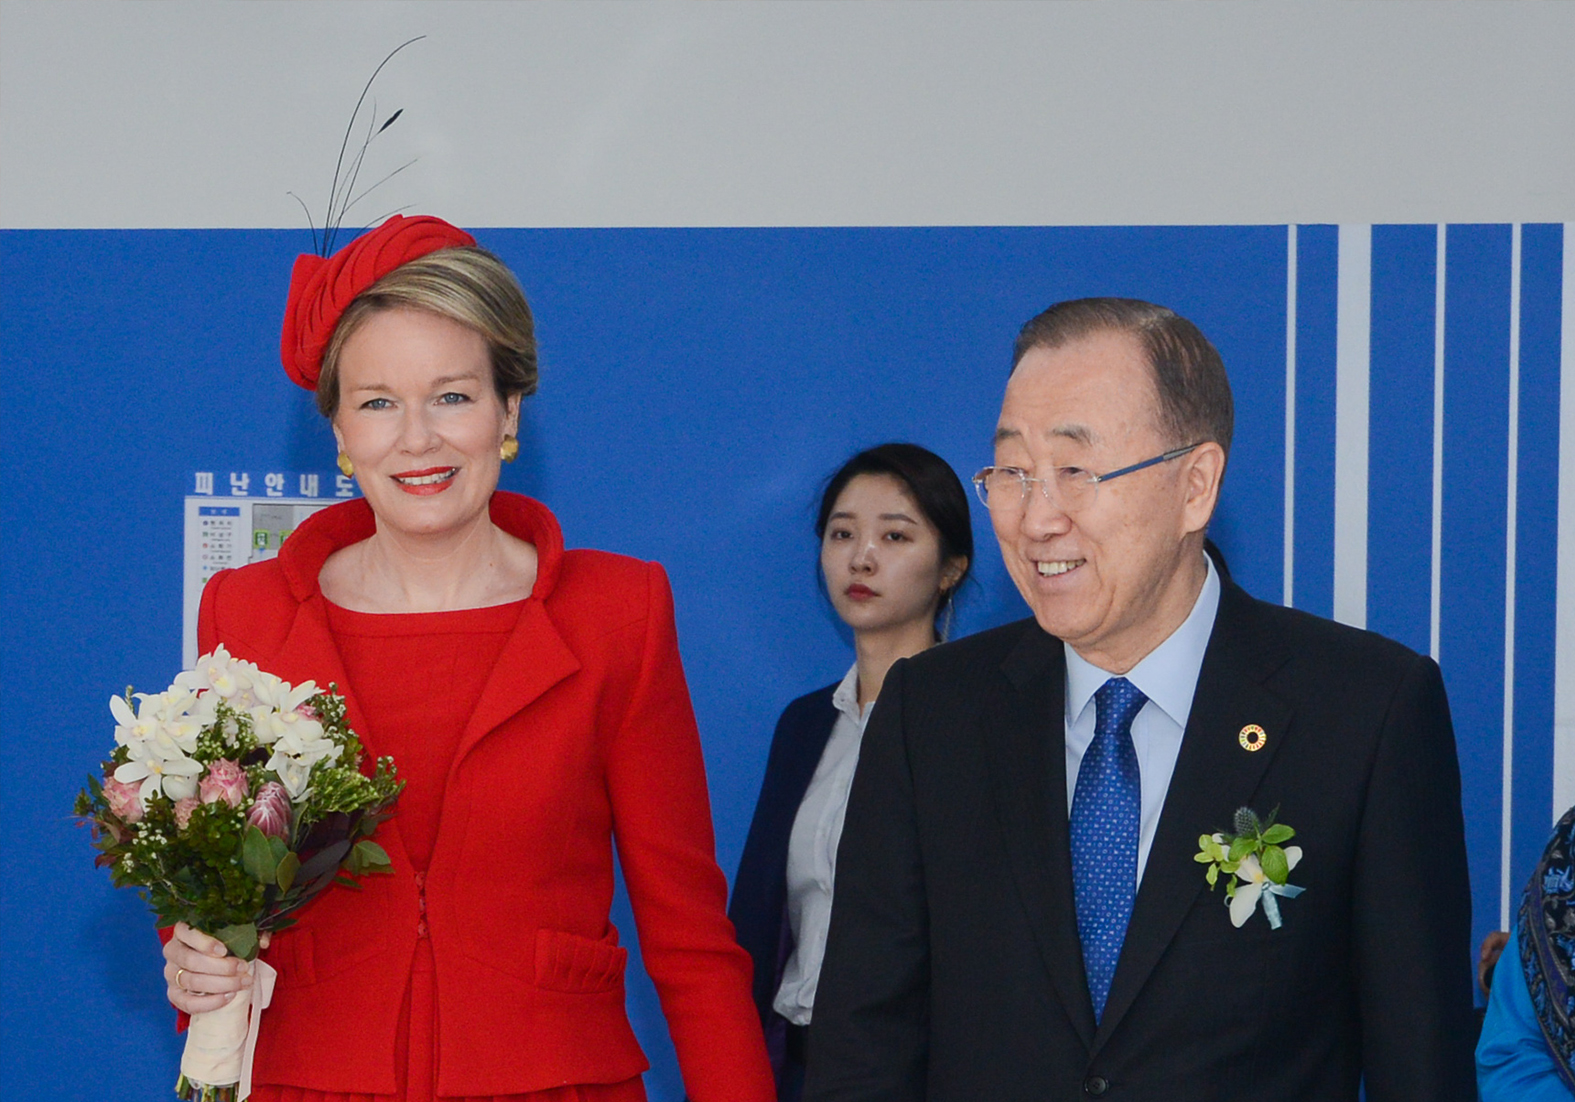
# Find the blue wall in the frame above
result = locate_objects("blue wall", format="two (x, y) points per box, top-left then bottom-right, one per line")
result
(1, 224), (1563, 1099)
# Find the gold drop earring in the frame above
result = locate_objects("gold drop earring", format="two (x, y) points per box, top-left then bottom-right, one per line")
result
(337, 452), (354, 478)
(500, 435), (520, 463)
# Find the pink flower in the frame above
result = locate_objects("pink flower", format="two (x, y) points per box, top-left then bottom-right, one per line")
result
(247, 781), (291, 839)
(294, 702), (320, 721)
(103, 776), (144, 824)
(173, 796), (201, 830)
(199, 759), (249, 808)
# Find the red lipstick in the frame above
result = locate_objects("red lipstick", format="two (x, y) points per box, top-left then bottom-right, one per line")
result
(391, 467), (458, 496)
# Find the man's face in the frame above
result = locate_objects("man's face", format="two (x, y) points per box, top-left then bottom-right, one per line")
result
(991, 329), (1216, 672)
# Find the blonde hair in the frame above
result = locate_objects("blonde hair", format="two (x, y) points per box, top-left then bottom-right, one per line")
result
(316, 245), (537, 418)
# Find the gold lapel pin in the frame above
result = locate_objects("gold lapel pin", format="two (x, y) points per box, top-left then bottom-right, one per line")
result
(1238, 724), (1267, 752)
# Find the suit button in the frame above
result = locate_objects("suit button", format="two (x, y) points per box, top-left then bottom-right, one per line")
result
(1084, 1076), (1109, 1096)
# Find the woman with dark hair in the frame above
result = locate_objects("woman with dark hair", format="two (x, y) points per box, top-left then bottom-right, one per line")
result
(729, 443), (973, 1101)
(158, 215), (774, 1102)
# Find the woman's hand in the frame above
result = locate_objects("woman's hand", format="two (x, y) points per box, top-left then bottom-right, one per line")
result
(162, 923), (270, 1015)
(1478, 929), (1511, 996)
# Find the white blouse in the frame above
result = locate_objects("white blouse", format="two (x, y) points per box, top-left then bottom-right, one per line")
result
(772, 663), (870, 1026)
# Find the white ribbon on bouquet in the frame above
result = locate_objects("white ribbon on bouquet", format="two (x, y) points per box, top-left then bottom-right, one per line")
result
(180, 959), (277, 1100)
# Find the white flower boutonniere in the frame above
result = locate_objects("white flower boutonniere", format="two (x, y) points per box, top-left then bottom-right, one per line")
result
(1193, 806), (1306, 929)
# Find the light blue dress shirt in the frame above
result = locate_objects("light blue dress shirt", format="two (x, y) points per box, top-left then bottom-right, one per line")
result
(1477, 919), (1575, 1100)
(1064, 553), (1220, 882)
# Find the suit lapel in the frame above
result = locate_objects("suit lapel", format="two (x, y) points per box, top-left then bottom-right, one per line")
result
(1093, 582), (1293, 1050)
(446, 597), (580, 779)
(982, 623), (1098, 1049)
(271, 597), (363, 730)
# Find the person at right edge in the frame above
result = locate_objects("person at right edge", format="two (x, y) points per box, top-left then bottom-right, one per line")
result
(1478, 804), (1575, 1099)
(804, 298), (1476, 1101)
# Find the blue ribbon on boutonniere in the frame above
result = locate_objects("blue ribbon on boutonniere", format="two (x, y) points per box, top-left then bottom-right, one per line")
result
(1194, 806), (1306, 929)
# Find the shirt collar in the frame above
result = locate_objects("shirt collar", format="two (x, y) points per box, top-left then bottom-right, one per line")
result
(1064, 553), (1221, 728)
(831, 663), (865, 723)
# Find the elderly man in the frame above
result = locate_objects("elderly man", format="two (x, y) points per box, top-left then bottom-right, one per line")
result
(804, 298), (1475, 1101)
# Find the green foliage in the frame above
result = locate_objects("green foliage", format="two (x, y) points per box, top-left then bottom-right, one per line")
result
(276, 851), (300, 893)
(75, 681), (403, 950)
(1260, 844), (1290, 885)
(242, 825), (278, 884)
(1194, 805), (1298, 893)
(216, 922), (260, 962)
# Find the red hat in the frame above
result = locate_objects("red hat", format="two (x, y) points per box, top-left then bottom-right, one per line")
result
(279, 214), (477, 390)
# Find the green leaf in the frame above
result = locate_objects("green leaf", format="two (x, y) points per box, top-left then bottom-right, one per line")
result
(352, 840), (391, 871)
(1205, 864), (1219, 888)
(241, 825), (279, 884)
(276, 851), (301, 893)
(1194, 851), (1215, 864)
(269, 836), (288, 865)
(1261, 844), (1290, 885)
(333, 874), (363, 891)
(215, 922), (259, 962)
(1261, 824), (1295, 845)
(1228, 836), (1257, 862)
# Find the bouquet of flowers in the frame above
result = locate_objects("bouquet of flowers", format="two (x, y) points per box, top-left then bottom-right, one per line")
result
(75, 645), (402, 1102)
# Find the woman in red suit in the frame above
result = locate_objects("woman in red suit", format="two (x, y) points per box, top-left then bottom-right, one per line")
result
(159, 215), (774, 1102)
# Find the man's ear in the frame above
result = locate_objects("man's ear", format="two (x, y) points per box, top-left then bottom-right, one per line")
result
(1180, 442), (1226, 537)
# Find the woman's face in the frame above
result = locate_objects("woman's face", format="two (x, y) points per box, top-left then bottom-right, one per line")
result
(332, 307), (519, 540)
(821, 473), (963, 637)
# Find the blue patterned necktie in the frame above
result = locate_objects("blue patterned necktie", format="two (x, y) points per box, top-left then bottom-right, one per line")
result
(1070, 676), (1147, 1022)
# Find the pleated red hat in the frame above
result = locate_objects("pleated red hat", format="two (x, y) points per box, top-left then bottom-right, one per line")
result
(280, 214), (477, 390)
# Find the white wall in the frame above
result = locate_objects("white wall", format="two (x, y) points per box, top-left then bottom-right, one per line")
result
(3, 0), (1572, 230)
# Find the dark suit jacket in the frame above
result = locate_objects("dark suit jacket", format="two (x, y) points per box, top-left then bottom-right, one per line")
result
(730, 685), (841, 1083)
(804, 577), (1476, 1102)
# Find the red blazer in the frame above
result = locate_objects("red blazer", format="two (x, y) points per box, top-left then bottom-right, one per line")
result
(197, 492), (773, 1100)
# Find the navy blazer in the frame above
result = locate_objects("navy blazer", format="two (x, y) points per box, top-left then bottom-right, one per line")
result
(730, 685), (841, 1082)
(805, 574), (1476, 1102)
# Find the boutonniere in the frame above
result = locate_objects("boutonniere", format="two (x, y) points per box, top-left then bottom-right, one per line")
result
(1194, 806), (1306, 929)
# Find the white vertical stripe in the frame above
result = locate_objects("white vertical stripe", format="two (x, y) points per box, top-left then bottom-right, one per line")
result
(1285, 224), (1298, 608)
(1556, 224), (1575, 823)
(1431, 226), (1447, 662)
(1502, 224), (1521, 929)
(1334, 225), (1370, 629)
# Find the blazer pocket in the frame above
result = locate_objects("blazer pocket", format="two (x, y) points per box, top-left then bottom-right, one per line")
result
(533, 927), (627, 993)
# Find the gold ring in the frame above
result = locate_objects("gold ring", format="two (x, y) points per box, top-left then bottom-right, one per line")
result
(175, 967), (191, 992)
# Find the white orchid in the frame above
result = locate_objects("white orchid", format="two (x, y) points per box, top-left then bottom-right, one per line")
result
(271, 722), (335, 763)
(265, 752), (315, 801)
(113, 745), (204, 806)
(174, 646), (242, 697)
(111, 690), (201, 755)
(249, 702), (325, 749)
(110, 692), (164, 749)
(186, 689), (221, 728)
(250, 671), (317, 714)
(1228, 848), (1305, 929)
